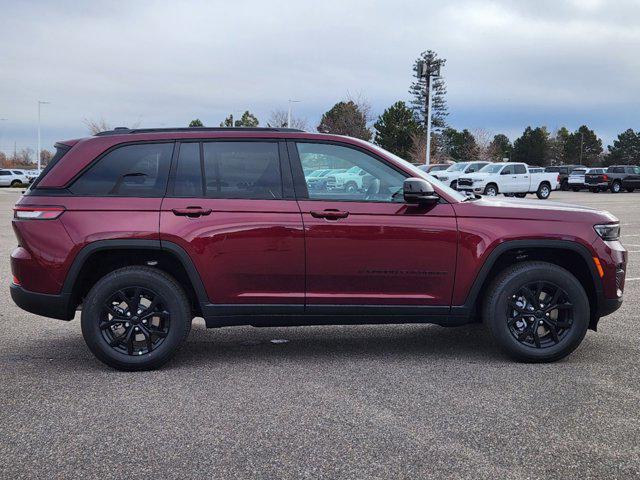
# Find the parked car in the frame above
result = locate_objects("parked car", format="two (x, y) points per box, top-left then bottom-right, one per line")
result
(430, 161), (490, 189)
(620, 167), (640, 192)
(324, 166), (369, 192)
(545, 165), (583, 191)
(568, 168), (605, 192)
(418, 163), (451, 174)
(457, 162), (559, 199)
(0, 169), (30, 187)
(11, 127), (626, 370)
(585, 165), (640, 193)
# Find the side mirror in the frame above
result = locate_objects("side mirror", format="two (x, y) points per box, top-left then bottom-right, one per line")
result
(403, 177), (439, 205)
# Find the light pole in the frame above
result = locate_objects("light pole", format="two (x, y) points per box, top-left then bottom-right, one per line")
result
(417, 61), (441, 165)
(37, 101), (50, 171)
(287, 100), (300, 128)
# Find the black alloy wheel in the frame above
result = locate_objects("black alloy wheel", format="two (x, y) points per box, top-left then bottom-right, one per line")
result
(507, 281), (573, 349)
(81, 266), (191, 371)
(100, 286), (170, 356)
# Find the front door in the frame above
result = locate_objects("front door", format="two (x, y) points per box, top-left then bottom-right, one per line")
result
(160, 140), (305, 313)
(289, 141), (457, 314)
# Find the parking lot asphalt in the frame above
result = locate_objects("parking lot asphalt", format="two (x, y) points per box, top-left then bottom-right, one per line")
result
(0, 189), (638, 479)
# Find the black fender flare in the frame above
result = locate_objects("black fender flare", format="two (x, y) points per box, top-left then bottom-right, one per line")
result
(452, 239), (603, 318)
(61, 239), (209, 304)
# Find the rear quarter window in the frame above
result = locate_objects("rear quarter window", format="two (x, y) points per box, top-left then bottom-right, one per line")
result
(69, 143), (173, 197)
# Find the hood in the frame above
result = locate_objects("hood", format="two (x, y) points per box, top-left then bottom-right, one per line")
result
(453, 196), (618, 223)
(460, 172), (491, 181)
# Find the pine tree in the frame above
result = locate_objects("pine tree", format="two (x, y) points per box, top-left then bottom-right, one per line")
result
(487, 134), (513, 161)
(408, 50), (448, 132)
(219, 111), (259, 127)
(373, 101), (420, 158)
(564, 125), (603, 166)
(189, 119), (204, 127)
(317, 101), (372, 141)
(605, 129), (640, 166)
(512, 126), (550, 166)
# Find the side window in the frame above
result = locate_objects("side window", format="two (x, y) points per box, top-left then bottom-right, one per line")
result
(173, 142), (202, 197)
(501, 165), (514, 175)
(70, 143), (173, 196)
(296, 142), (406, 202)
(13, 171), (22, 175)
(0, 171), (10, 176)
(202, 142), (282, 199)
(514, 164), (527, 174)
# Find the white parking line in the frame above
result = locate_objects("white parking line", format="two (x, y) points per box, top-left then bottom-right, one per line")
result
(626, 277), (640, 282)
(622, 244), (640, 248)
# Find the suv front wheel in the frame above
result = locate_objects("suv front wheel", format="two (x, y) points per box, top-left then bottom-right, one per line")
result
(483, 261), (589, 362)
(81, 266), (192, 371)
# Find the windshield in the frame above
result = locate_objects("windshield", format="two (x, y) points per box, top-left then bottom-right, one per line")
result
(446, 163), (467, 172)
(571, 169), (587, 174)
(365, 143), (467, 202)
(479, 163), (504, 173)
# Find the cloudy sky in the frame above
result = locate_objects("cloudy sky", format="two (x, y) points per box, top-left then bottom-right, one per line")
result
(1, 0), (638, 155)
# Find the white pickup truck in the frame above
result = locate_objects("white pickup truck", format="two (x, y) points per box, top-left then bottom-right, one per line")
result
(456, 162), (559, 199)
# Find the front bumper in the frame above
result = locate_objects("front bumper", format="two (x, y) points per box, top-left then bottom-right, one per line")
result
(10, 284), (74, 320)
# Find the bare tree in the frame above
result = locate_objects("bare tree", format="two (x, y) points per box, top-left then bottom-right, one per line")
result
(84, 118), (111, 135)
(408, 132), (446, 164)
(267, 109), (308, 130)
(83, 118), (141, 134)
(472, 128), (493, 160)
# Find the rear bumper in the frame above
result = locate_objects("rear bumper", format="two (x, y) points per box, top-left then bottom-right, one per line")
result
(10, 284), (74, 320)
(597, 295), (623, 318)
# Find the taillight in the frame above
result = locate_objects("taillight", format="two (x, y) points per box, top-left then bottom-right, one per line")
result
(14, 206), (65, 220)
(557, 174), (561, 182)
(602, 174), (609, 181)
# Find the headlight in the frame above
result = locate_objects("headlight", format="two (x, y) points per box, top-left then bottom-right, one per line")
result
(594, 223), (620, 241)
(439, 176), (448, 181)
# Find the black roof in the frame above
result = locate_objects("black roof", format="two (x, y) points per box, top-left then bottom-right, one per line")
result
(95, 127), (305, 136)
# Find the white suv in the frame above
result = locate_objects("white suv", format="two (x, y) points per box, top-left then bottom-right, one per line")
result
(430, 161), (489, 189)
(0, 169), (30, 187)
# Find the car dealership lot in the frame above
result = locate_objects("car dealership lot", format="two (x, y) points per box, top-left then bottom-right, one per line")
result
(1, 190), (638, 479)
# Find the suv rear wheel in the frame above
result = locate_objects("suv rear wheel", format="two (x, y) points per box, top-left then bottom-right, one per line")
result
(483, 261), (589, 362)
(81, 266), (191, 371)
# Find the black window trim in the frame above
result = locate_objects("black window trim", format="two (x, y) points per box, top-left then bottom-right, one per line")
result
(286, 139), (447, 204)
(63, 140), (177, 198)
(166, 138), (293, 201)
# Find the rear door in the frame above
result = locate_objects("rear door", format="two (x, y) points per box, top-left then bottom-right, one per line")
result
(160, 139), (305, 313)
(289, 140), (457, 313)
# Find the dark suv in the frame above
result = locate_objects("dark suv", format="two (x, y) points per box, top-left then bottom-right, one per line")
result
(544, 165), (583, 191)
(11, 128), (627, 370)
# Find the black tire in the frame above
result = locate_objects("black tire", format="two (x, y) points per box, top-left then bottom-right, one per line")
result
(484, 184), (498, 196)
(626, 188), (635, 193)
(589, 187), (599, 193)
(571, 187), (581, 192)
(483, 261), (590, 362)
(515, 193), (527, 198)
(10, 180), (21, 187)
(560, 179), (569, 191)
(81, 266), (192, 371)
(345, 182), (358, 193)
(610, 181), (622, 193)
(536, 182), (551, 199)
(450, 180), (457, 190)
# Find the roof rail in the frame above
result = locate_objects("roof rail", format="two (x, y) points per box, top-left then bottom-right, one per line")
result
(95, 127), (305, 136)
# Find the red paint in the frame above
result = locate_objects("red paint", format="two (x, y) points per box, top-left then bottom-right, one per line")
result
(11, 130), (626, 316)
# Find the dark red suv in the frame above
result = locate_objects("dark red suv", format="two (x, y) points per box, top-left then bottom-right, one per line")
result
(10, 127), (627, 370)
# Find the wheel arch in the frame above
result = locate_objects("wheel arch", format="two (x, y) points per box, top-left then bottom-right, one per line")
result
(62, 240), (208, 316)
(453, 240), (603, 330)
